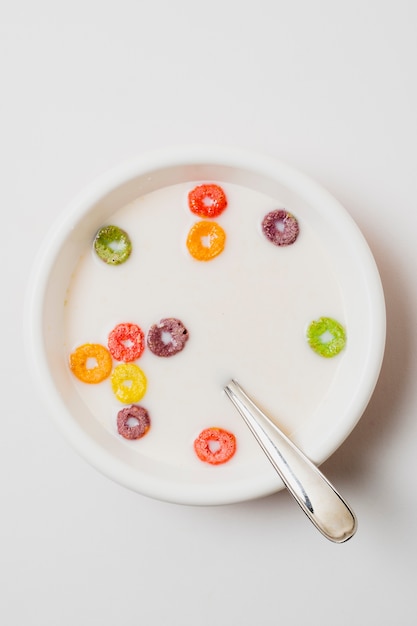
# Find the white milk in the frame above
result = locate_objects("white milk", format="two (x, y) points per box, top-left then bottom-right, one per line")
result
(64, 181), (345, 468)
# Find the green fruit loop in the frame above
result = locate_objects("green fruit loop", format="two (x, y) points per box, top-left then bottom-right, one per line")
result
(94, 225), (132, 265)
(306, 317), (346, 358)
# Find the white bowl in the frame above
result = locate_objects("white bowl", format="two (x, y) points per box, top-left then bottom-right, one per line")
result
(26, 146), (385, 505)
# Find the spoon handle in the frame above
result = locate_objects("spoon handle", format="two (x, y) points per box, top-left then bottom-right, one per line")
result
(224, 380), (357, 543)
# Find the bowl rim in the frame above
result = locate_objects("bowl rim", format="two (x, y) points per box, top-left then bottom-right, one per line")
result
(25, 145), (386, 505)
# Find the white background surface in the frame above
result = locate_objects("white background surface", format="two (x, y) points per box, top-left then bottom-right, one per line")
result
(1, 1), (416, 624)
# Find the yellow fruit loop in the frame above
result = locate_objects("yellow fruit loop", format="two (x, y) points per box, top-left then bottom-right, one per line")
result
(186, 220), (226, 261)
(69, 343), (112, 384)
(111, 363), (147, 403)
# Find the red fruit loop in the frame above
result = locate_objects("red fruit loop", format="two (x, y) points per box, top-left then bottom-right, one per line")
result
(188, 184), (228, 218)
(194, 427), (236, 465)
(108, 323), (145, 362)
(117, 405), (150, 440)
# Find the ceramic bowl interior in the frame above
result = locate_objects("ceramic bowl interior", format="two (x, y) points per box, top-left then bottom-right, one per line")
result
(27, 147), (385, 505)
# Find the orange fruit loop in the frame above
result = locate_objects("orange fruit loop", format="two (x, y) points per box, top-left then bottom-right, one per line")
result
(194, 427), (236, 465)
(186, 220), (226, 261)
(69, 343), (112, 384)
(188, 184), (228, 218)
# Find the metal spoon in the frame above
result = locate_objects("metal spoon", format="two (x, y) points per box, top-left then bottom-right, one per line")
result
(224, 380), (357, 543)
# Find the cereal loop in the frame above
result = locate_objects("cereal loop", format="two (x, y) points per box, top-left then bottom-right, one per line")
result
(117, 405), (150, 440)
(186, 220), (226, 261)
(108, 322), (145, 362)
(111, 363), (147, 403)
(147, 318), (189, 357)
(194, 427), (236, 465)
(188, 184), (228, 218)
(262, 209), (299, 246)
(94, 225), (132, 265)
(69, 343), (112, 384)
(307, 317), (346, 358)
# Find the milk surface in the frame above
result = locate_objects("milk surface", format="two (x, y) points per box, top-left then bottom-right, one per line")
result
(64, 181), (345, 469)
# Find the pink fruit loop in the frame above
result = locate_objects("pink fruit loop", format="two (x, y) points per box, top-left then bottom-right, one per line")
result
(262, 209), (299, 246)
